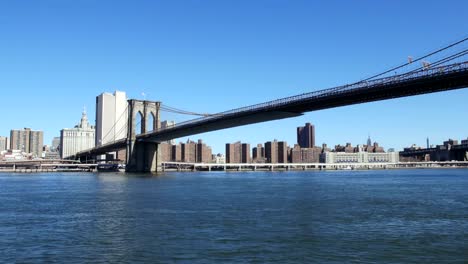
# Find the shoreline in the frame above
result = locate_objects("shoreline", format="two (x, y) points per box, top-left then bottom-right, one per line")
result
(1, 165), (467, 174)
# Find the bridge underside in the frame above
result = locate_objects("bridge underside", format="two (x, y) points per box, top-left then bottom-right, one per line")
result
(141, 111), (303, 143)
(139, 69), (468, 143)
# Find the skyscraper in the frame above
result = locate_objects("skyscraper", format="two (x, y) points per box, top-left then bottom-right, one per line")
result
(51, 137), (60, 152)
(197, 139), (213, 163)
(0, 136), (8, 151)
(297, 123), (315, 148)
(181, 139), (197, 162)
(10, 128), (43, 157)
(252, 143), (265, 162)
(265, 140), (288, 163)
(226, 141), (242, 163)
(95, 91), (128, 146)
(265, 140), (277, 163)
(241, 143), (251, 163)
(60, 109), (96, 159)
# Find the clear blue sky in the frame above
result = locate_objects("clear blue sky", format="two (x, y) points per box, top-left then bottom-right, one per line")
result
(1, 0), (467, 154)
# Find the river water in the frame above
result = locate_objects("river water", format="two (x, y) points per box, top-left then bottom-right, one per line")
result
(1, 169), (467, 263)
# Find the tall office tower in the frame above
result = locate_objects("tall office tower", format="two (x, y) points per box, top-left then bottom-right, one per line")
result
(252, 143), (265, 162)
(95, 91), (128, 146)
(241, 143), (251, 163)
(367, 135), (372, 147)
(160, 142), (173, 162)
(265, 140), (278, 163)
(226, 141), (242, 163)
(427, 137), (430, 149)
(277, 141), (288, 163)
(196, 139), (213, 163)
(181, 139), (197, 162)
(265, 140), (288, 163)
(172, 144), (182, 162)
(10, 129), (29, 152)
(0, 136), (8, 151)
(51, 137), (61, 152)
(10, 128), (43, 157)
(60, 109), (96, 159)
(297, 123), (315, 148)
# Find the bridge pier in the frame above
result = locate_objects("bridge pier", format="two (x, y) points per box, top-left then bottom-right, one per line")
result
(126, 140), (162, 172)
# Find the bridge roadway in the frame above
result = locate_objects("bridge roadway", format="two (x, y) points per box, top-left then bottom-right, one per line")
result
(77, 61), (468, 158)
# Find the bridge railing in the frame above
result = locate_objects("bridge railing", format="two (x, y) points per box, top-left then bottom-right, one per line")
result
(141, 61), (467, 135)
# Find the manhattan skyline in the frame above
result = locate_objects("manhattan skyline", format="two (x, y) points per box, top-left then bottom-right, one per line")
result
(1, 1), (467, 154)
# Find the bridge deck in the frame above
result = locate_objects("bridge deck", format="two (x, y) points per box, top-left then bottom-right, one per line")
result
(78, 62), (468, 157)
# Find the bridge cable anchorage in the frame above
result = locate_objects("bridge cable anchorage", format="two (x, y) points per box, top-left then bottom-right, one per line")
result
(355, 36), (468, 84)
(160, 104), (216, 117)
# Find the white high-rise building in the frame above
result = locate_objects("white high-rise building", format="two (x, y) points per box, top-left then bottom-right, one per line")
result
(60, 109), (95, 159)
(95, 91), (128, 146)
(161, 120), (176, 144)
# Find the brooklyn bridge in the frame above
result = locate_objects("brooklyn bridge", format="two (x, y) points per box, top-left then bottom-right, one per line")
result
(75, 39), (468, 172)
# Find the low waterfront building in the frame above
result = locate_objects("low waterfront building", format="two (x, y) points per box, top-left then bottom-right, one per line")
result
(400, 138), (468, 162)
(290, 144), (322, 163)
(60, 109), (95, 159)
(44, 151), (61, 160)
(213, 154), (225, 164)
(321, 147), (399, 164)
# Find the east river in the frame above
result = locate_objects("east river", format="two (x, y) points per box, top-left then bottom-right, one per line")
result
(1, 169), (467, 263)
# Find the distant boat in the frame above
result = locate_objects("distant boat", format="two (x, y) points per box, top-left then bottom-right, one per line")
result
(97, 163), (125, 172)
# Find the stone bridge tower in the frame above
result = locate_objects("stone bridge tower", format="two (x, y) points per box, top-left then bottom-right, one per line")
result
(125, 99), (162, 172)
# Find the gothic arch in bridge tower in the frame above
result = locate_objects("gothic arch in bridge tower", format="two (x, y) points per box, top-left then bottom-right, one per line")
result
(136, 111), (144, 135)
(148, 111), (156, 132)
(127, 100), (161, 138)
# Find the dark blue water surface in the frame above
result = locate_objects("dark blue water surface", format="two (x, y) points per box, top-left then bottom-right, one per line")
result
(1, 169), (467, 263)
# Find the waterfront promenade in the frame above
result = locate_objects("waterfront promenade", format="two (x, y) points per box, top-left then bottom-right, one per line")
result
(162, 161), (468, 172)
(2, 160), (467, 173)
(0, 160), (96, 173)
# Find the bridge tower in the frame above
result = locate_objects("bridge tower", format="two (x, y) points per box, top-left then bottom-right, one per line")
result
(125, 99), (162, 172)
